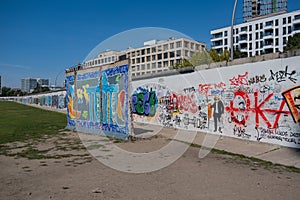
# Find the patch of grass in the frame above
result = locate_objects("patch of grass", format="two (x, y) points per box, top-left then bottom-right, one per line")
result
(0, 101), (67, 144)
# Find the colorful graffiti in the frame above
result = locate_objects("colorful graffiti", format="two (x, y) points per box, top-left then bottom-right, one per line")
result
(132, 56), (300, 148)
(66, 75), (76, 127)
(75, 71), (101, 131)
(102, 65), (129, 137)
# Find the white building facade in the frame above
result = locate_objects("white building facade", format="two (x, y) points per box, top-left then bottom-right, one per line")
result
(211, 10), (300, 57)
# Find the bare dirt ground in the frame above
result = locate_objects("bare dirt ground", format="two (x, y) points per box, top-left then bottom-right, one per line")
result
(0, 131), (299, 200)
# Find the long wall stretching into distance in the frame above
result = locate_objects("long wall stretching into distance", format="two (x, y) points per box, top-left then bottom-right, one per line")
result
(4, 56), (300, 148)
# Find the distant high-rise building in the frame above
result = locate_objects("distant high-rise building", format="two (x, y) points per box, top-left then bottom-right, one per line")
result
(21, 78), (49, 93)
(243, 0), (288, 22)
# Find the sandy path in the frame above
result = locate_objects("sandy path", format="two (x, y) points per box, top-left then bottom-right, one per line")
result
(0, 132), (299, 200)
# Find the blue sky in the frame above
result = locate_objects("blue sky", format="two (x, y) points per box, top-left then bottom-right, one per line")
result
(0, 0), (299, 88)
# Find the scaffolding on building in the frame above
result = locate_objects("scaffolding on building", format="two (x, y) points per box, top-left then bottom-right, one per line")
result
(243, 0), (287, 22)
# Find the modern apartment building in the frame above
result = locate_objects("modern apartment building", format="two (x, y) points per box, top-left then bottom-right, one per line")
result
(21, 78), (49, 93)
(211, 9), (300, 57)
(82, 38), (206, 77)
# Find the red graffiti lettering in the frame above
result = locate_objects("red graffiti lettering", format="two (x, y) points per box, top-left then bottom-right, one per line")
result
(198, 84), (212, 96)
(171, 93), (198, 114)
(226, 91), (290, 128)
(229, 72), (249, 86)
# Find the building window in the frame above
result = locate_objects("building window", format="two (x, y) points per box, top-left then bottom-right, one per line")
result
(169, 51), (175, 58)
(196, 44), (200, 50)
(249, 25), (252, 31)
(275, 19), (279, 26)
(288, 16), (291, 23)
(184, 41), (189, 48)
(152, 63), (156, 69)
(283, 27), (286, 35)
(152, 55), (156, 61)
(131, 59), (135, 64)
(260, 23), (263, 29)
(137, 72), (140, 76)
(164, 52), (168, 59)
(176, 41), (182, 48)
(141, 57), (145, 63)
(176, 50), (181, 56)
(132, 73), (136, 76)
(157, 54), (162, 60)
(288, 26), (292, 34)
(137, 58), (140, 63)
(224, 39), (228, 45)
(190, 43), (194, 49)
(163, 44), (168, 51)
(146, 56), (151, 62)
(283, 37), (287, 45)
(142, 72), (145, 75)
(275, 28), (279, 36)
(260, 32), (263, 39)
(163, 61), (168, 67)
(152, 47), (156, 53)
(141, 64), (145, 70)
(275, 38), (279, 46)
(224, 31), (228, 36)
(137, 65), (140, 71)
(137, 50), (140, 56)
(255, 24), (259, 30)
(185, 50), (189, 56)
(283, 18), (286, 24)
(256, 32), (259, 40)
(249, 34), (252, 41)
(141, 49), (145, 55)
(147, 48), (150, 54)
(170, 43), (174, 49)
(147, 64), (150, 69)
(158, 62), (162, 68)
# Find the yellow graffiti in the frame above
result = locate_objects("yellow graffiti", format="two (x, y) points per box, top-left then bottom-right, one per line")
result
(68, 97), (81, 119)
(82, 84), (89, 102)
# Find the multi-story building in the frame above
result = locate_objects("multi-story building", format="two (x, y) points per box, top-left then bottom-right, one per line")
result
(125, 38), (205, 77)
(21, 78), (49, 93)
(82, 38), (206, 77)
(243, 0), (288, 22)
(83, 50), (119, 68)
(211, 9), (300, 57)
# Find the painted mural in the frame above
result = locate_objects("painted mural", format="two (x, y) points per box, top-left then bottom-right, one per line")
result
(66, 75), (76, 128)
(75, 71), (101, 133)
(101, 65), (130, 138)
(132, 56), (300, 148)
(5, 57), (300, 146)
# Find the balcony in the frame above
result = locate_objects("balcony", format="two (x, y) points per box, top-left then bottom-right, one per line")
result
(263, 43), (274, 49)
(211, 34), (223, 41)
(263, 32), (274, 39)
(293, 16), (300, 24)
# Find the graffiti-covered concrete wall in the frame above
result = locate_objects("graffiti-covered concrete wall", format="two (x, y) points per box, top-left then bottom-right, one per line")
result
(65, 61), (131, 139)
(8, 91), (66, 110)
(5, 56), (300, 146)
(132, 56), (300, 148)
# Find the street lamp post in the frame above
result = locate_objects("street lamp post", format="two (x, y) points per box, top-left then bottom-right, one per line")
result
(230, 0), (238, 61)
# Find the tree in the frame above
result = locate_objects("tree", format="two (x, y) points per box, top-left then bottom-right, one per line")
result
(189, 51), (213, 66)
(171, 58), (193, 69)
(284, 33), (300, 51)
(233, 47), (247, 59)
